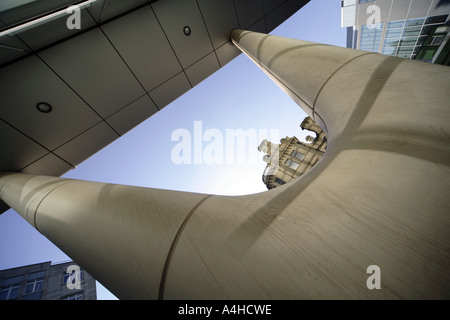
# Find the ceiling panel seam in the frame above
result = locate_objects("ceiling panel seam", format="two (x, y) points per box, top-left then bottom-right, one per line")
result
(0, 117), (49, 152)
(92, 1), (158, 25)
(18, 152), (74, 172)
(216, 39), (234, 52)
(148, 70), (189, 95)
(145, 48), (218, 96)
(34, 54), (121, 137)
(0, 0), (280, 69)
(97, 0), (110, 23)
(284, 0), (289, 20)
(262, 0), (293, 34)
(0, 44), (29, 52)
(97, 26), (159, 111)
(0, 2), (155, 68)
(50, 119), (112, 152)
(195, 0), (222, 68)
(260, 0), (269, 33)
(1, 24), (36, 68)
(186, 50), (220, 70)
(149, 4), (193, 91)
(184, 50), (219, 74)
(249, 16), (268, 33)
(0, 0), (97, 32)
(278, 0), (289, 16)
(231, 0), (242, 28)
(104, 92), (151, 122)
(0, 117), (75, 170)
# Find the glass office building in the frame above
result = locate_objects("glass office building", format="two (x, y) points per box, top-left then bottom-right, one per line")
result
(342, 0), (450, 64)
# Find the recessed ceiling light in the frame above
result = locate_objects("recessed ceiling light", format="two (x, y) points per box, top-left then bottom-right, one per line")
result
(36, 102), (52, 113)
(183, 26), (191, 36)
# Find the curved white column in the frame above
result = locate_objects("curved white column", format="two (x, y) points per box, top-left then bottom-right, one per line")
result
(1, 30), (449, 299)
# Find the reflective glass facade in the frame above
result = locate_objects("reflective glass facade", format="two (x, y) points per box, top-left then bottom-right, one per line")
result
(360, 23), (384, 52)
(343, 0), (450, 65)
(381, 15), (448, 59)
(358, 14), (449, 59)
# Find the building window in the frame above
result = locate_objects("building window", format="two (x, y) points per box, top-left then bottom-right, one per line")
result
(274, 178), (286, 185)
(360, 23), (384, 52)
(27, 270), (46, 280)
(291, 150), (305, 161)
(285, 159), (299, 170)
(430, 35), (445, 46)
(406, 18), (425, 27)
(22, 270), (46, 296)
(62, 292), (84, 300)
(381, 15), (449, 60)
(388, 20), (405, 29)
(1, 275), (24, 286)
(359, 0), (375, 3)
(63, 269), (84, 286)
(0, 284), (21, 300)
(425, 15), (448, 25)
(24, 279), (44, 295)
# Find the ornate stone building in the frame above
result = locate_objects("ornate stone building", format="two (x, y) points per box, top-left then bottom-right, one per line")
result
(258, 117), (327, 189)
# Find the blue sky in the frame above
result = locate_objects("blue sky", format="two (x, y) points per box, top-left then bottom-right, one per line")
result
(0, 0), (346, 300)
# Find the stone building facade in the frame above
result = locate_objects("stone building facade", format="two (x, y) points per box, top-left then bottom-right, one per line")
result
(0, 261), (97, 300)
(258, 117), (327, 189)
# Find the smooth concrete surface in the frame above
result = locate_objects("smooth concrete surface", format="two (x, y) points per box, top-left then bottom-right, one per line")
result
(1, 30), (449, 299)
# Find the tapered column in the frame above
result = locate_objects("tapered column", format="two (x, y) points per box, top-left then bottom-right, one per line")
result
(0, 172), (210, 299)
(1, 30), (449, 299)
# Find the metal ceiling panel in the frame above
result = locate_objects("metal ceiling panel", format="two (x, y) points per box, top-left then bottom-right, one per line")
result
(39, 28), (146, 118)
(0, 0), (74, 26)
(0, 55), (101, 150)
(54, 121), (119, 167)
(106, 94), (158, 136)
(0, 120), (49, 172)
(287, 0), (309, 19)
(263, 0), (286, 14)
(247, 17), (268, 33)
(234, 0), (265, 30)
(16, 7), (96, 51)
(151, 0), (215, 69)
(265, 3), (287, 31)
(197, 0), (240, 49)
(20, 152), (72, 176)
(215, 41), (241, 67)
(101, 6), (182, 93)
(185, 52), (220, 87)
(87, 0), (150, 23)
(0, 0), (310, 205)
(0, 32), (29, 66)
(148, 72), (191, 109)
